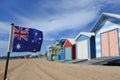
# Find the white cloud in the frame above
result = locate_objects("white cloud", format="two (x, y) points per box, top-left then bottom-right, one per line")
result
(16, 0), (99, 36)
(99, 0), (120, 4)
(44, 37), (55, 41)
(58, 0), (96, 10)
(0, 0), (120, 55)
(1, 0), (120, 38)
(0, 40), (8, 48)
(0, 22), (10, 34)
(2, 0), (118, 42)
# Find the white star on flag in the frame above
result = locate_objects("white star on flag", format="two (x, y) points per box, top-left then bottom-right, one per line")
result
(16, 44), (21, 49)
(32, 40), (34, 43)
(35, 32), (38, 35)
(39, 37), (41, 40)
(33, 49), (36, 51)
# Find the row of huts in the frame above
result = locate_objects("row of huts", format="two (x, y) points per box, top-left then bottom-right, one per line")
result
(47, 12), (120, 62)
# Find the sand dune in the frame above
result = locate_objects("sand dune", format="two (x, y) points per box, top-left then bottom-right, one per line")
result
(0, 58), (120, 80)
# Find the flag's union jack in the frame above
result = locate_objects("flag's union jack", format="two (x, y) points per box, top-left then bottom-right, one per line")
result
(14, 27), (29, 41)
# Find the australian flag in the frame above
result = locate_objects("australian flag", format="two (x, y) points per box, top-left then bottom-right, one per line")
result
(12, 26), (43, 52)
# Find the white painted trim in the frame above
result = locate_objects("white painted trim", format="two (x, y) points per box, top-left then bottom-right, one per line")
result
(96, 38), (100, 42)
(103, 12), (120, 19)
(96, 52), (102, 58)
(63, 38), (76, 47)
(96, 46), (101, 49)
(97, 22), (120, 34)
(118, 33), (120, 37)
(90, 12), (120, 31)
(75, 32), (95, 40)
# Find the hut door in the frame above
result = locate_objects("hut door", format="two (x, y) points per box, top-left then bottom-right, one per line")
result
(65, 47), (71, 60)
(78, 40), (88, 59)
(101, 32), (109, 57)
(101, 30), (119, 57)
(109, 30), (119, 56)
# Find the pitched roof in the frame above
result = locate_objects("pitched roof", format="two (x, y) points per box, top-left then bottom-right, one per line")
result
(59, 39), (66, 44)
(63, 38), (76, 47)
(103, 12), (120, 19)
(47, 44), (55, 49)
(90, 12), (120, 32)
(47, 45), (51, 49)
(66, 38), (76, 45)
(75, 32), (95, 41)
(51, 44), (55, 48)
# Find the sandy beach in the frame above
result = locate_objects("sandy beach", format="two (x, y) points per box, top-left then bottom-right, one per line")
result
(0, 58), (120, 80)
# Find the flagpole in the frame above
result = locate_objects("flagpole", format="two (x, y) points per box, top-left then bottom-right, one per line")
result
(3, 23), (14, 80)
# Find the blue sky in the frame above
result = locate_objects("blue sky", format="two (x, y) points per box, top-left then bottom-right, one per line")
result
(0, 0), (120, 56)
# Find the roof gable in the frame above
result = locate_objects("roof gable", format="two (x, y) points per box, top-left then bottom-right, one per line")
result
(59, 39), (66, 45)
(90, 12), (120, 32)
(63, 38), (75, 47)
(67, 38), (76, 45)
(75, 32), (95, 41)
